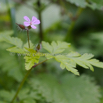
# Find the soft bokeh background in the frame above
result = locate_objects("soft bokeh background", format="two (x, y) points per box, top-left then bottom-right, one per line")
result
(1, 0), (103, 103)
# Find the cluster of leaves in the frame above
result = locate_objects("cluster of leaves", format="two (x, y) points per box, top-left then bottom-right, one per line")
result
(0, 34), (103, 76)
(0, 73), (101, 103)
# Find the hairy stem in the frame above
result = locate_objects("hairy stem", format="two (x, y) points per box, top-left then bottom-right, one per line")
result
(37, 0), (43, 41)
(10, 59), (47, 103)
(27, 30), (30, 48)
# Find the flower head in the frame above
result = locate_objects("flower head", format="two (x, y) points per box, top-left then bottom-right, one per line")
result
(24, 16), (40, 29)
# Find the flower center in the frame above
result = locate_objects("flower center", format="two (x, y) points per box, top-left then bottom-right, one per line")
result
(30, 21), (32, 25)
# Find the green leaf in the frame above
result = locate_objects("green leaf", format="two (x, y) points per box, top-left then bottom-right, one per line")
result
(0, 35), (23, 48)
(30, 74), (69, 103)
(42, 41), (70, 54)
(0, 30), (13, 41)
(0, 90), (14, 102)
(0, 53), (24, 82)
(6, 46), (26, 54)
(29, 73), (101, 103)
(53, 52), (103, 75)
(68, 53), (103, 71)
(24, 54), (40, 70)
(89, 59), (103, 68)
(42, 41), (53, 53)
(61, 74), (101, 103)
(18, 88), (30, 100)
(55, 55), (79, 75)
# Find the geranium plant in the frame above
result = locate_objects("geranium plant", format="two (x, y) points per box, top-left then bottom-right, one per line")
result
(0, 15), (103, 102)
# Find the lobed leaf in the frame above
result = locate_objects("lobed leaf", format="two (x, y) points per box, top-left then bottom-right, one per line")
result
(55, 55), (79, 75)
(68, 53), (103, 71)
(42, 41), (53, 53)
(6, 47), (26, 54)
(42, 41), (70, 54)
(29, 73), (101, 103)
(24, 54), (40, 70)
(0, 35), (23, 48)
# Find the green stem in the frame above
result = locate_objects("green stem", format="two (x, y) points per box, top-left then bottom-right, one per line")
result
(37, 0), (43, 42)
(10, 69), (32, 103)
(10, 59), (47, 103)
(27, 30), (30, 48)
(64, 7), (83, 42)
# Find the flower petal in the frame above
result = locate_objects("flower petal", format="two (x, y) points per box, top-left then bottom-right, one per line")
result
(24, 16), (30, 22)
(24, 22), (30, 26)
(32, 20), (40, 25)
(31, 25), (37, 29)
(32, 16), (37, 22)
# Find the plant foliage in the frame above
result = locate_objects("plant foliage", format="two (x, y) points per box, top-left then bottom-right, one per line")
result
(0, 34), (103, 75)
(29, 73), (101, 103)
(0, 74), (100, 103)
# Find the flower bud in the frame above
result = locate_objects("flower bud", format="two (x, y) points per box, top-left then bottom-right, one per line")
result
(16, 23), (27, 30)
(36, 43), (42, 52)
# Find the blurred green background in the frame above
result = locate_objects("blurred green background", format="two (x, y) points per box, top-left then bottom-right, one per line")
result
(1, 0), (103, 103)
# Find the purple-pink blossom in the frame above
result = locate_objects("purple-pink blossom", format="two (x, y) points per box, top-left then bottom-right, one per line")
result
(24, 16), (40, 29)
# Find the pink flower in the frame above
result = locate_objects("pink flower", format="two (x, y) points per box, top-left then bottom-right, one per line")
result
(24, 16), (40, 29)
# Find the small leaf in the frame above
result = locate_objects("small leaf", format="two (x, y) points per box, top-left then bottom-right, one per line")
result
(24, 55), (40, 70)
